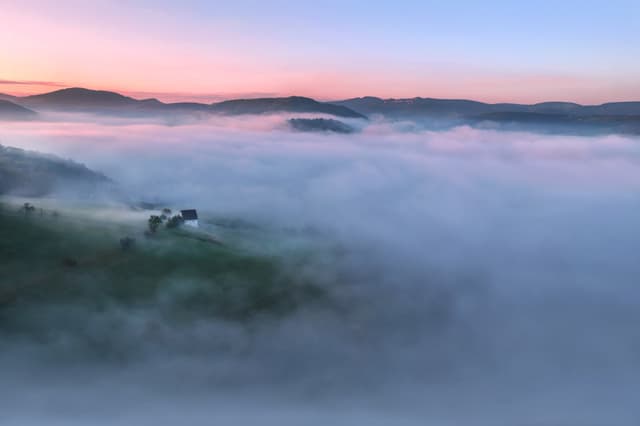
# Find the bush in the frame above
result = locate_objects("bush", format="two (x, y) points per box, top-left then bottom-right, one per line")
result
(148, 215), (162, 233)
(166, 214), (184, 229)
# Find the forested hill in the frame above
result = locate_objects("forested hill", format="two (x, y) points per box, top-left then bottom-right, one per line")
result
(0, 145), (111, 197)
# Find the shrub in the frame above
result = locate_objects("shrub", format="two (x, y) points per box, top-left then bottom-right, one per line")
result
(148, 215), (162, 233)
(166, 214), (184, 229)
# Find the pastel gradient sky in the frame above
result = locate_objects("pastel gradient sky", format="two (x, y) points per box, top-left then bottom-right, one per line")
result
(1, 0), (639, 103)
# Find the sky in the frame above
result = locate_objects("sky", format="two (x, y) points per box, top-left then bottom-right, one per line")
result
(1, 0), (639, 103)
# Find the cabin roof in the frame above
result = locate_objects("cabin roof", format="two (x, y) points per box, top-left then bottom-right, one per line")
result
(181, 209), (198, 220)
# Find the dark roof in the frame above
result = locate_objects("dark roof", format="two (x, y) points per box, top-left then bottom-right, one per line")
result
(181, 209), (198, 220)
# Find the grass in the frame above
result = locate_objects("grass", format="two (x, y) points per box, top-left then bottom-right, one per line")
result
(0, 201), (327, 332)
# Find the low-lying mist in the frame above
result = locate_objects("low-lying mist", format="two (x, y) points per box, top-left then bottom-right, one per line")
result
(2, 114), (640, 425)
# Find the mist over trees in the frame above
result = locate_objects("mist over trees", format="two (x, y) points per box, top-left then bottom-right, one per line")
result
(0, 144), (110, 196)
(1, 102), (640, 425)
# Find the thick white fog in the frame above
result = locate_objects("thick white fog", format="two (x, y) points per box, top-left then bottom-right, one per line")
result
(2, 115), (640, 425)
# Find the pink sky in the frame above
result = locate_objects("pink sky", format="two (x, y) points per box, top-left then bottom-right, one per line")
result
(1, 1), (638, 104)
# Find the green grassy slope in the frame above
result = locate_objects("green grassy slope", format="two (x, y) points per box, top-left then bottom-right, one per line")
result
(0, 202), (326, 333)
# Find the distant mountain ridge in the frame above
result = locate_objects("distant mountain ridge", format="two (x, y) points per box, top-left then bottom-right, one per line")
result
(334, 96), (640, 118)
(334, 97), (640, 135)
(6, 88), (640, 118)
(211, 96), (366, 118)
(288, 118), (356, 134)
(5, 88), (366, 119)
(24, 88), (137, 107)
(3, 87), (640, 134)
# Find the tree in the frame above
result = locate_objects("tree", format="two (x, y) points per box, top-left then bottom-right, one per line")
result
(160, 208), (172, 221)
(166, 214), (184, 229)
(120, 236), (136, 251)
(21, 202), (36, 214)
(148, 215), (162, 233)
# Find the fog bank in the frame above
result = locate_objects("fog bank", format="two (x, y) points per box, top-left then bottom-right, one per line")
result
(2, 115), (640, 425)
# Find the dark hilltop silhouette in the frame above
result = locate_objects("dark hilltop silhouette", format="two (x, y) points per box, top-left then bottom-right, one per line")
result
(288, 118), (356, 134)
(1, 88), (366, 119)
(1, 87), (640, 134)
(335, 96), (640, 134)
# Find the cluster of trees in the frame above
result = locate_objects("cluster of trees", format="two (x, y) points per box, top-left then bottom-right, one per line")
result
(147, 208), (184, 233)
(22, 202), (36, 213)
(19, 202), (59, 218)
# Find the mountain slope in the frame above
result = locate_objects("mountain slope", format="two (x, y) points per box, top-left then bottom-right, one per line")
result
(0, 100), (37, 120)
(6, 87), (640, 134)
(11, 88), (366, 119)
(210, 96), (367, 119)
(288, 118), (356, 134)
(335, 97), (640, 118)
(334, 97), (640, 134)
(0, 145), (111, 196)
(23, 87), (137, 107)
(19, 88), (165, 116)
(470, 112), (640, 135)
(0, 93), (18, 102)
(333, 97), (492, 118)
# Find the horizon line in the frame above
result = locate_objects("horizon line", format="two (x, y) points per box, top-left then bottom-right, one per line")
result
(1, 84), (640, 107)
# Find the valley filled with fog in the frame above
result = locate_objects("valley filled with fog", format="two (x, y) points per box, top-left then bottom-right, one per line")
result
(2, 114), (640, 425)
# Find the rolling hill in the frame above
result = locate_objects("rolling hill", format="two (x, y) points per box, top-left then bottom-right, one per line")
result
(335, 97), (640, 118)
(211, 96), (367, 118)
(0, 92), (19, 102)
(18, 88), (169, 116)
(8, 88), (366, 119)
(0, 100), (37, 120)
(335, 97), (640, 134)
(288, 118), (356, 133)
(0, 145), (111, 196)
(0, 200), (327, 340)
(4, 87), (640, 134)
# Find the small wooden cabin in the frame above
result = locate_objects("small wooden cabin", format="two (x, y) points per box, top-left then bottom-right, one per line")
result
(181, 209), (199, 228)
